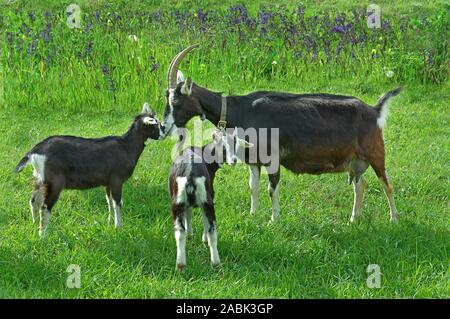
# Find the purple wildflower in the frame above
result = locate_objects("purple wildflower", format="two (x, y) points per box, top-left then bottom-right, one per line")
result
(86, 41), (93, 56)
(6, 32), (13, 43)
(101, 64), (109, 75)
(41, 23), (52, 42)
(296, 4), (304, 16)
(27, 38), (38, 57)
(426, 50), (433, 64)
(28, 12), (35, 22)
(197, 9), (206, 21)
(150, 62), (159, 73)
(381, 20), (390, 30)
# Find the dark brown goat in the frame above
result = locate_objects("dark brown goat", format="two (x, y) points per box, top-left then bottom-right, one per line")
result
(162, 45), (401, 224)
(15, 104), (163, 237)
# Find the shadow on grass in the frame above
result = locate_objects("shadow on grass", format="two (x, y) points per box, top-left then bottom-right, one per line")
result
(86, 207), (447, 297)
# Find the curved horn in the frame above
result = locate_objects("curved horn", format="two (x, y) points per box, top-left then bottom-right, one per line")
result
(167, 44), (199, 90)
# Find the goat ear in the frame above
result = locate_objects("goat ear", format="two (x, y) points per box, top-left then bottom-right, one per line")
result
(177, 70), (185, 84)
(238, 138), (254, 148)
(181, 77), (193, 96)
(142, 102), (149, 113)
(149, 106), (156, 116)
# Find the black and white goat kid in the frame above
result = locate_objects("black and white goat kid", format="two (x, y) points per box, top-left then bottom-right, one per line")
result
(169, 128), (253, 270)
(14, 103), (163, 237)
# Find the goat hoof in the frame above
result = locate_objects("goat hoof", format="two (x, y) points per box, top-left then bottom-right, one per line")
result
(202, 234), (208, 245)
(211, 261), (220, 267)
(268, 217), (279, 225)
(390, 216), (399, 224)
(176, 263), (186, 271)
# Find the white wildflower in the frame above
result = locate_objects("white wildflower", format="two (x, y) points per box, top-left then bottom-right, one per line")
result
(385, 70), (394, 78)
(128, 35), (138, 42)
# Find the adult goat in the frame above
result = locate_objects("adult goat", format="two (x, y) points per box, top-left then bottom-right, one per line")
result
(162, 45), (401, 224)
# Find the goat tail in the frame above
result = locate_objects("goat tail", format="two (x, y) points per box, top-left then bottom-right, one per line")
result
(185, 179), (197, 206)
(375, 87), (402, 129)
(14, 153), (30, 174)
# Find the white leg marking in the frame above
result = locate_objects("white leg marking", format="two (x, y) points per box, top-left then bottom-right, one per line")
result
(206, 223), (220, 266)
(174, 219), (187, 270)
(202, 213), (209, 244)
(39, 206), (51, 238)
(30, 154), (46, 183)
(112, 199), (122, 228)
(30, 187), (44, 224)
(194, 176), (207, 205)
(378, 176), (399, 223)
(175, 176), (188, 204)
(350, 177), (366, 223)
(249, 165), (260, 214)
(269, 183), (280, 222)
(185, 207), (193, 237)
(106, 194), (114, 225)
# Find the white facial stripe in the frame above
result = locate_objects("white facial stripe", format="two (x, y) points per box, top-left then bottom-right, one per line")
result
(164, 89), (176, 135)
(143, 117), (157, 125)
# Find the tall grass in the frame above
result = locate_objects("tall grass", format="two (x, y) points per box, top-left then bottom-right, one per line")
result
(1, 1), (448, 113)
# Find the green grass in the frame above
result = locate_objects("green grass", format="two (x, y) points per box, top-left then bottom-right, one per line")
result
(0, 0), (449, 298)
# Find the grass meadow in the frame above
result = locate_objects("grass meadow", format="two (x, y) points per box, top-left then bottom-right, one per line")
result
(0, 0), (449, 298)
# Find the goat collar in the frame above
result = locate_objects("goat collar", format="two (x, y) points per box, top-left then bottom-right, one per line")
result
(217, 94), (227, 129)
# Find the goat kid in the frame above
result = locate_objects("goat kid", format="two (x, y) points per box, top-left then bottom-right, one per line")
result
(14, 103), (163, 237)
(169, 128), (253, 270)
